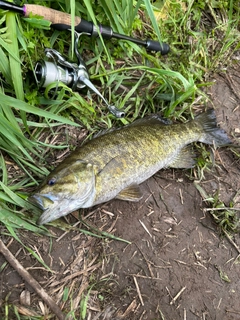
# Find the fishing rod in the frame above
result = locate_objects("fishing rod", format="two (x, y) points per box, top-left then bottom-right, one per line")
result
(0, 0), (170, 54)
(0, 0), (170, 117)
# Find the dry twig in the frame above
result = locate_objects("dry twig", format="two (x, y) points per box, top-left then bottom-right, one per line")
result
(170, 286), (186, 305)
(0, 239), (65, 320)
(223, 230), (240, 254)
(133, 276), (144, 306)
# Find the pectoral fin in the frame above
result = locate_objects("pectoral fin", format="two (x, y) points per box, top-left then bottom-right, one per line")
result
(168, 146), (196, 169)
(116, 185), (143, 202)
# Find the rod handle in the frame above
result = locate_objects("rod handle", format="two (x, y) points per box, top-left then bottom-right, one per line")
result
(24, 4), (81, 26)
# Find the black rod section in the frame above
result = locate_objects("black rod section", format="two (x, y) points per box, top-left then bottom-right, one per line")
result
(0, 0), (170, 54)
(0, 0), (24, 14)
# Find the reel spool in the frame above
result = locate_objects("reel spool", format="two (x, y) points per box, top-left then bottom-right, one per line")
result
(34, 32), (125, 118)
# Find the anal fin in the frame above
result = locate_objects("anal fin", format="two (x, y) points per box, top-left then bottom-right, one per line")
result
(168, 146), (196, 169)
(116, 184), (143, 202)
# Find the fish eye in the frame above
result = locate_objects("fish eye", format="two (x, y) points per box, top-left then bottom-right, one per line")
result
(48, 177), (57, 186)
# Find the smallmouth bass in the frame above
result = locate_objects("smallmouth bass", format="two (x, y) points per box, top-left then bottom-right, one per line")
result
(30, 109), (231, 225)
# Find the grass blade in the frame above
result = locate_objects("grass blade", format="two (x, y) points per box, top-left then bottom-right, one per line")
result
(5, 12), (24, 101)
(70, 0), (75, 59)
(0, 206), (42, 234)
(0, 46), (11, 84)
(0, 92), (80, 126)
(143, 0), (163, 43)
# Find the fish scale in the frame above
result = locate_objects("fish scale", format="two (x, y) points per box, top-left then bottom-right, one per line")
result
(29, 110), (232, 225)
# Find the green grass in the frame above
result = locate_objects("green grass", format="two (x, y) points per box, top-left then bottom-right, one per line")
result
(0, 0), (239, 317)
(0, 0), (238, 239)
(194, 182), (240, 234)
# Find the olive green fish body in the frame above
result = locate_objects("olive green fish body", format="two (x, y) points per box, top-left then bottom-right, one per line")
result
(91, 122), (200, 204)
(30, 110), (231, 225)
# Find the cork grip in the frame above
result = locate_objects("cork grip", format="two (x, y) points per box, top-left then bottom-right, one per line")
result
(25, 4), (81, 26)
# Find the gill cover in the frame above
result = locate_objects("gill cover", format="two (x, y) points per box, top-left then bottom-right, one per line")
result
(32, 161), (97, 225)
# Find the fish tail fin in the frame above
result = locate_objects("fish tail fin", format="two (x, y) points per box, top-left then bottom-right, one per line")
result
(195, 109), (232, 147)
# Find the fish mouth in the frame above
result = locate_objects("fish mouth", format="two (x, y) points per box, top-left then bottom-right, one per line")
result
(29, 183), (96, 225)
(36, 198), (73, 225)
(37, 208), (59, 225)
(29, 194), (79, 225)
(29, 193), (66, 225)
(28, 193), (58, 210)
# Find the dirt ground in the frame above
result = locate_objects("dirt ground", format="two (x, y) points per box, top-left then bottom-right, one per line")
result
(0, 64), (240, 320)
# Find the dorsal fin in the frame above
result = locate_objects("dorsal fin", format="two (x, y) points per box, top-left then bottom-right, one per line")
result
(93, 114), (171, 140)
(129, 114), (171, 127)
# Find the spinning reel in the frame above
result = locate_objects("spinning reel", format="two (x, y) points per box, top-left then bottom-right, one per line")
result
(34, 32), (125, 118)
